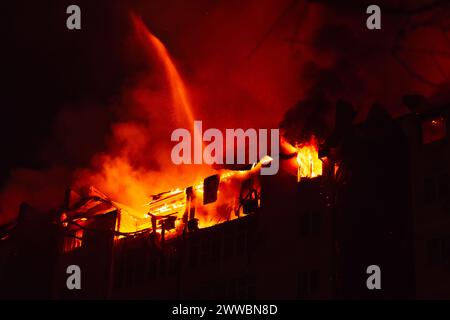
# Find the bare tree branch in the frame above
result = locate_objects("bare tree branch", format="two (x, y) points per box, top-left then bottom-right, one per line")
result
(248, 0), (301, 58)
(391, 47), (440, 87)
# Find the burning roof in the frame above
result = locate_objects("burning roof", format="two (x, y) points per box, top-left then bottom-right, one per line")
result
(60, 143), (323, 247)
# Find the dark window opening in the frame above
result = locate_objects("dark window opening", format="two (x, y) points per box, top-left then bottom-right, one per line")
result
(427, 236), (450, 265)
(438, 174), (449, 198)
(190, 238), (199, 268)
(224, 229), (235, 258)
(424, 177), (437, 204)
(424, 173), (449, 204)
(298, 270), (320, 298)
(300, 212), (321, 237)
(311, 212), (321, 234)
(200, 236), (210, 265)
(300, 214), (310, 237)
(236, 230), (248, 256)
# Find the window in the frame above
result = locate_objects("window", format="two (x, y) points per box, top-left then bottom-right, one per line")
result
(189, 238), (200, 268)
(428, 239), (441, 265)
(310, 270), (319, 293)
(224, 229), (235, 258)
(226, 275), (255, 299)
(200, 236), (210, 265)
(145, 256), (158, 282)
(167, 247), (178, 276)
(300, 214), (310, 236)
(63, 229), (83, 252)
(210, 235), (220, 264)
(236, 229), (248, 256)
(424, 173), (449, 204)
(311, 212), (321, 234)
(422, 116), (446, 144)
(424, 177), (437, 204)
(299, 211), (321, 237)
(438, 174), (449, 198)
(298, 270), (320, 298)
(298, 272), (307, 296)
(427, 236), (450, 265)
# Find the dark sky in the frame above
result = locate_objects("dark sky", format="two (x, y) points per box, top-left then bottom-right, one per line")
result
(2, 0), (450, 224)
(3, 0), (132, 184)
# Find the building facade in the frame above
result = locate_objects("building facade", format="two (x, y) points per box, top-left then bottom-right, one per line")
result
(1, 97), (450, 299)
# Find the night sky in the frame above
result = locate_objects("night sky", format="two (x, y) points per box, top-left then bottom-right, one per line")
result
(2, 0), (450, 224)
(3, 0), (130, 177)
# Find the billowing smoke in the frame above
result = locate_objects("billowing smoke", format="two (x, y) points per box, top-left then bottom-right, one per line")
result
(1, 0), (450, 224)
(280, 0), (450, 144)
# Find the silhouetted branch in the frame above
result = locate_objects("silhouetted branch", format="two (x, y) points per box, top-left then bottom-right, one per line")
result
(391, 47), (440, 87)
(248, 0), (301, 58)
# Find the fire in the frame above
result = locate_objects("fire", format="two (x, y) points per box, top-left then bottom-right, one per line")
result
(60, 15), (322, 247)
(296, 138), (322, 181)
(142, 165), (260, 237)
(71, 15), (213, 224)
(280, 135), (323, 182)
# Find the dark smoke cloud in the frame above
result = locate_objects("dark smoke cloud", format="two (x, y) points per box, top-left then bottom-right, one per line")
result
(280, 0), (450, 144)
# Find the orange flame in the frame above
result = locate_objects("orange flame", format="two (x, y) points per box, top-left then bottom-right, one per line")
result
(69, 15), (322, 242)
(296, 137), (322, 181)
(142, 165), (260, 235)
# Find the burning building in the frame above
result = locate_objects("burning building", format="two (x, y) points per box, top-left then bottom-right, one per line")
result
(2, 1), (450, 300)
(49, 140), (326, 299)
(1, 92), (449, 300)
